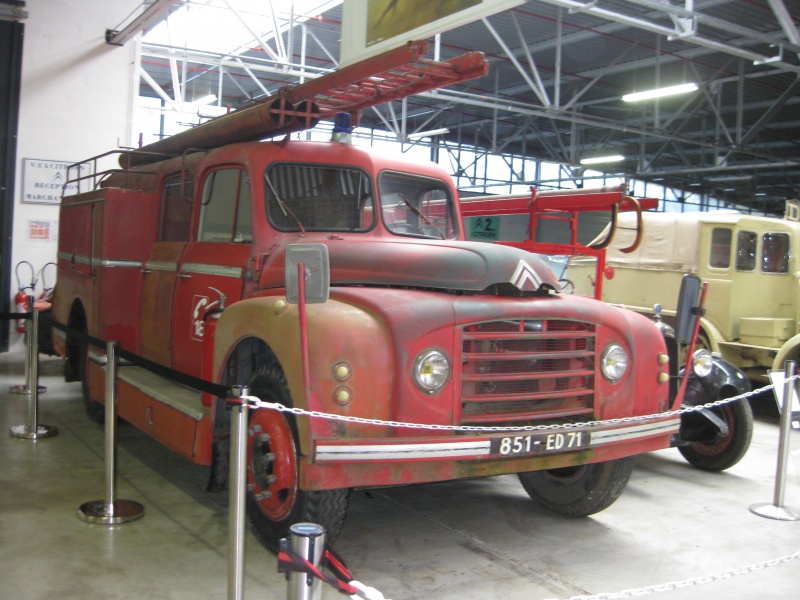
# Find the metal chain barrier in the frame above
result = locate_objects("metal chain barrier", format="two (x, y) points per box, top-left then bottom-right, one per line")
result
(7, 311), (795, 599)
(240, 380), (799, 600)
(543, 550), (800, 600)
(240, 378), (788, 434)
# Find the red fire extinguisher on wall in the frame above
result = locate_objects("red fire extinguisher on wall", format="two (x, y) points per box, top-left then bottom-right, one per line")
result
(14, 261), (36, 334)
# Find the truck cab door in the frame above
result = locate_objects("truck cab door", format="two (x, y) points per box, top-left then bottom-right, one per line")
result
(139, 173), (194, 367)
(172, 167), (252, 378)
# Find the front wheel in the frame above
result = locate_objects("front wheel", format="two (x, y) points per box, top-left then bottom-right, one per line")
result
(518, 457), (635, 517)
(246, 366), (349, 553)
(678, 399), (753, 471)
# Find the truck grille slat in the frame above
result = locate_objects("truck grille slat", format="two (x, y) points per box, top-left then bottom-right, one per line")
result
(461, 319), (596, 424)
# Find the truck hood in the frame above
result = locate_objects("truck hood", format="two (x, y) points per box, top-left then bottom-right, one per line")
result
(259, 239), (560, 294)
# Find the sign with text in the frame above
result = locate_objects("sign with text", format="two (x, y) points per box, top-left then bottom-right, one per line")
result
(341, 0), (524, 66)
(467, 216), (499, 241)
(21, 158), (85, 204)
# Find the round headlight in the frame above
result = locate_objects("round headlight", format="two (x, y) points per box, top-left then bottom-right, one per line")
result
(692, 349), (713, 378)
(601, 344), (628, 382)
(412, 349), (451, 394)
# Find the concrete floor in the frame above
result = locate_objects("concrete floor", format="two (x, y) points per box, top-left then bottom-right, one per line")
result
(1, 351), (798, 600)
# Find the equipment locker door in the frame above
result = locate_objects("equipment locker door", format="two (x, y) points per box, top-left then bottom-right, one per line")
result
(139, 173), (193, 367)
(172, 167), (252, 377)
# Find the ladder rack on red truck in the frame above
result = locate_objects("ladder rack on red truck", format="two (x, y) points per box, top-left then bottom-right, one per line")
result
(120, 40), (487, 167)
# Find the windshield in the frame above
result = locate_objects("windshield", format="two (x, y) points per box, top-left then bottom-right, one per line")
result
(265, 163), (375, 232)
(379, 171), (459, 240)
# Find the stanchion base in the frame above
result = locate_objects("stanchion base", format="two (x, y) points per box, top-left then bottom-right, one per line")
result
(77, 499), (145, 524)
(9, 424), (58, 439)
(9, 384), (47, 395)
(749, 502), (800, 521)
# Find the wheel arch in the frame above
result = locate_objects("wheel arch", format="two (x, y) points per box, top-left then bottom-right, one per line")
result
(64, 298), (88, 382)
(697, 316), (724, 353)
(772, 333), (800, 372)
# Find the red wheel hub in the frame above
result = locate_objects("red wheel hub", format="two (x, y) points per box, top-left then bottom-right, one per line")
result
(247, 409), (298, 521)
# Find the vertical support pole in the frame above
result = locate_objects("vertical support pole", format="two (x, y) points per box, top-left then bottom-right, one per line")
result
(287, 523), (325, 600)
(228, 385), (249, 600)
(750, 361), (800, 521)
(774, 361), (797, 509)
(104, 340), (118, 511)
(77, 341), (145, 524)
(297, 262), (312, 395)
(9, 309), (57, 439)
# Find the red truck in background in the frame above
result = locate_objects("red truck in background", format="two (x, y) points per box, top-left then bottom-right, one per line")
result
(52, 43), (714, 552)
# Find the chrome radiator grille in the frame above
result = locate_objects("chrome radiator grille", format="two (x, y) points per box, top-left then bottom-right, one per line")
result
(460, 319), (596, 424)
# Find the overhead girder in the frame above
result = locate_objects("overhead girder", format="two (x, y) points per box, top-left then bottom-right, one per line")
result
(131, 0), (800, 210)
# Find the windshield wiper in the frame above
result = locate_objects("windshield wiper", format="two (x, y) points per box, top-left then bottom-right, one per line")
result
(397, 193), (446, 239)
(265, 174), (306, 235)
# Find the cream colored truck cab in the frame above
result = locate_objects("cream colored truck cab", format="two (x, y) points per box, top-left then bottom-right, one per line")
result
(570, 202), (800, 381)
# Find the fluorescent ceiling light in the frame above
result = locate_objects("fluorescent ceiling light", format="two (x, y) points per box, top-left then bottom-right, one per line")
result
(192, 94), (217, 106)
(580, 154), (625, 165)
(406, 127), (449, 140)
(198, 105), (229, 118)
(708, 174), (753, 182)
(622, 83), (698, 102)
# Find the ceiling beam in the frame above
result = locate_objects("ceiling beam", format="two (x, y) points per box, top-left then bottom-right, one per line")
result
(106, 0), (183, 46)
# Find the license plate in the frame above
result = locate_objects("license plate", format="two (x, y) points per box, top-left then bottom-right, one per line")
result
(490, 430), (591, 457)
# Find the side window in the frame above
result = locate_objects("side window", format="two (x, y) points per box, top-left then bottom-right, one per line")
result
(735, 230), (757, 271)
(762, 232), (789, 274)
(198, 168), (252, 243)
(379, 171), (459, 240)
(159, 173), (193, 242)
(709, 227), (731, 269)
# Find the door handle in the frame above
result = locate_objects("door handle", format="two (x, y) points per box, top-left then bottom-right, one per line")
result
(177, 273), (192, 279)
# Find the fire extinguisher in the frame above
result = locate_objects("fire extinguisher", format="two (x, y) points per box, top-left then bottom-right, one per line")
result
(35, 262), (56, 309)
(14, 261), (36, 334)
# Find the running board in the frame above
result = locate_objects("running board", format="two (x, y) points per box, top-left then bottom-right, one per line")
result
(117, 366), (206, 421)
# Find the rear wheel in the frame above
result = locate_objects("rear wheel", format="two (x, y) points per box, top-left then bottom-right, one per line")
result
(246, 365), (348, 553)
(80, 337), (105, 424)
(518, 457), (635, 517)
(678, 399), (753, 471)
(66, 307), (103, 424)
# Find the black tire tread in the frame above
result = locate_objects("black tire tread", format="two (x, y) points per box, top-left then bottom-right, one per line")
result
(518, 457), (635, 517)
(678, 398), (753, 471)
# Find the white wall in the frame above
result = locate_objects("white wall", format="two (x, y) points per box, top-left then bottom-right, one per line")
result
(10, 0), (140, 350)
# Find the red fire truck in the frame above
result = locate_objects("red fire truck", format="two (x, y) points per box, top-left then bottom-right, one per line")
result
(52, 43), (724, 552)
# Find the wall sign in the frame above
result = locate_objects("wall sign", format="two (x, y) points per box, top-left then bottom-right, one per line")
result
(21, 158), (85, 204)
(341, 0), (524, 67)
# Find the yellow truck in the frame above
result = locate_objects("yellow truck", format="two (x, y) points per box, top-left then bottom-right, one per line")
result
(570, 202), (800, 382)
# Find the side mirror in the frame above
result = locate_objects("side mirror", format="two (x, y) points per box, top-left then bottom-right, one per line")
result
(675, 273), (701, 345)
(285, 244), (330, 304)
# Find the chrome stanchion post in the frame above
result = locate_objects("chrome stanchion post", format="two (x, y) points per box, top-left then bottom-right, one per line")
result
(9, 301), (47, 396)
(77, 340), (145, 524)
(228, 385), (249, 600)
(286, 523), (325, 600)
(9, 308), (57, 439)
(750, 360), (800, 521)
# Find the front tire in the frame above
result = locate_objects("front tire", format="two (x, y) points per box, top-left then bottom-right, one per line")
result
(246, 365), (348, 553)
(518, 457), (635, 517)
(678, 399), (753, 471)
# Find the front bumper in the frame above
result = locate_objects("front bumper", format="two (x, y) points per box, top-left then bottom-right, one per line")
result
(300, 415), (680, 490)
(314, 416), (680, 462)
